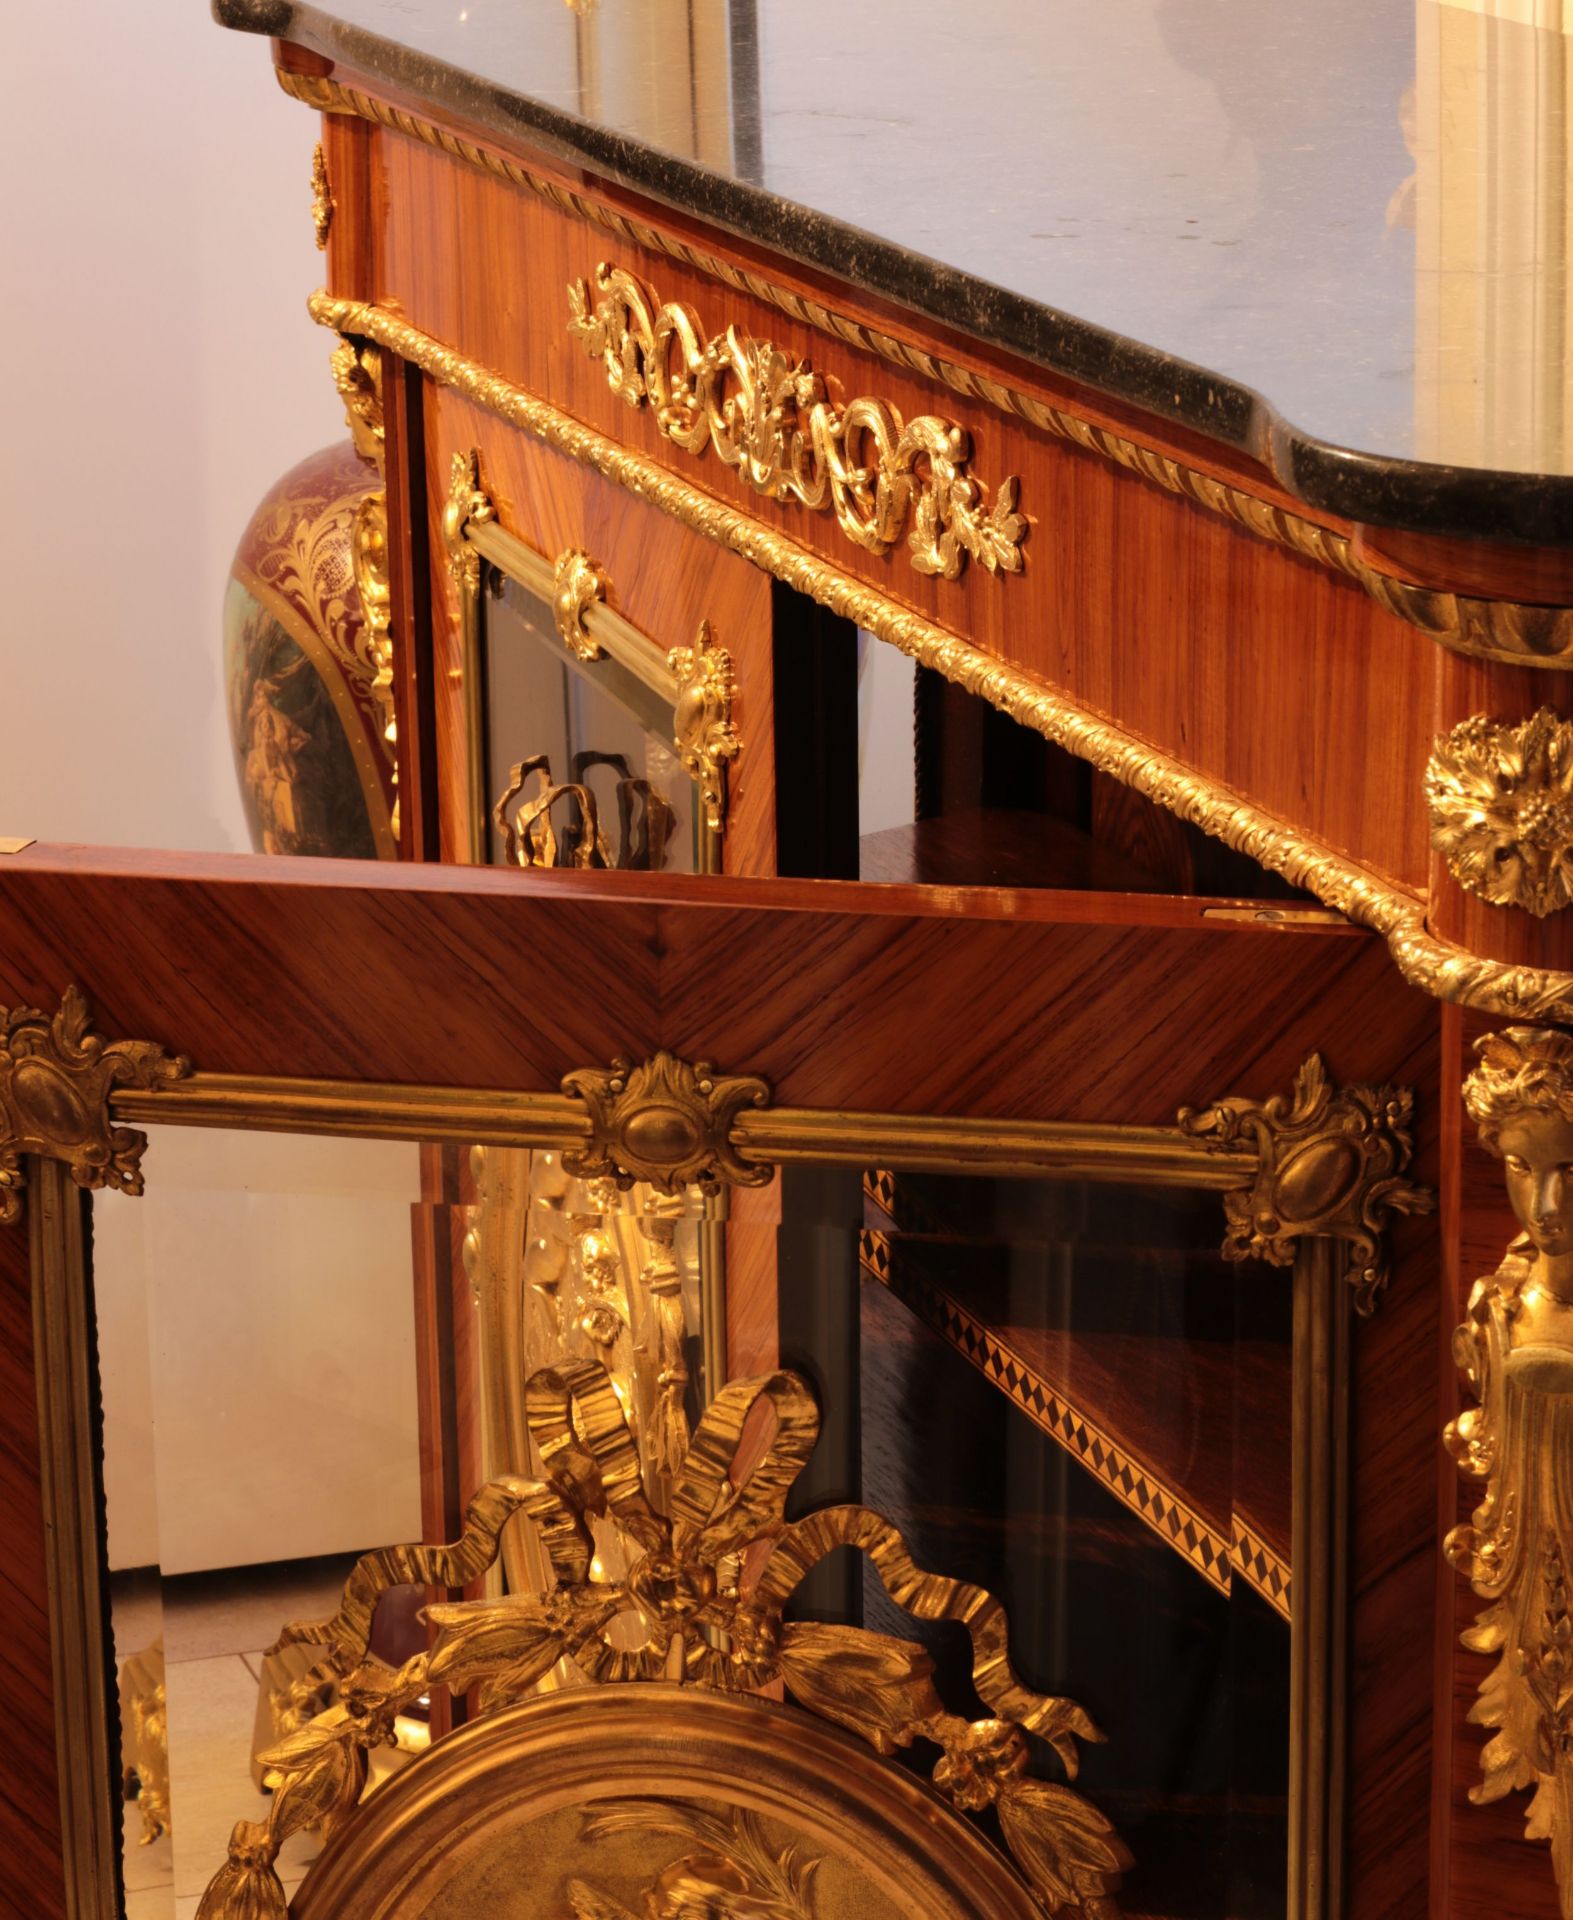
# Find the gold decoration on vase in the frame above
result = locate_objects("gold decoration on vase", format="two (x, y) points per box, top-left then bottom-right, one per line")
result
(329, 337), (397, 820)
(195, 1360), (1129, 1920)
(552, 547), (609, 661)
(311, 290), (1573, 1025)
(227, 442), (399, 857)
(568, 264), (1026, 581)
(0, 986), (187, 1225)
(562, 1053), (772, 1194)
(1448, 1026), (1573, 1919)
(310, 142), (334, 250)
(668, 621), (740, 836)
(1428, 709), (1573, 918)
(1178, 1053), (1433, 1314)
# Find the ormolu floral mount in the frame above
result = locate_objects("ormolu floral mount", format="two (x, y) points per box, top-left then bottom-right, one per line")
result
(195, 1359), (1131, 1920)
(1179, 1052), (1433, 1315)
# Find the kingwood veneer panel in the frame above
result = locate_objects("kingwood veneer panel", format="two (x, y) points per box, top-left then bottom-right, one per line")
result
(342, 106), (1438, 895)
(0, 1212), (65, 1918)
(0, 849), (1413, 1117)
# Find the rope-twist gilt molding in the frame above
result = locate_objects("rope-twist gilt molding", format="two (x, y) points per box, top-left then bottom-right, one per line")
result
(309, 287), (1573, 1025)
(282, 66), (1573, 670)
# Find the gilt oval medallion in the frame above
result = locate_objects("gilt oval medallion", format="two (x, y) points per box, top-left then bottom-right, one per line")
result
(289, 1684), (1043, 1920)
(11, 1059), (92, 1147)
(1273, 1132), (1363, 1227)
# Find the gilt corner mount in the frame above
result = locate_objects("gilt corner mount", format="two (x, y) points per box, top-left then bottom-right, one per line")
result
(1448, 1024), (1573, 1920)
(1180, 1051), (1433, 1315)
(568, 262), (1026, 583)
(0, 986), (187, 1225)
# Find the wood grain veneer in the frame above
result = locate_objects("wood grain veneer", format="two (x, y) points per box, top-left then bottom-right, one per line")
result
(0, 1197), (66, 1918)
(337, 100), (1446, 897)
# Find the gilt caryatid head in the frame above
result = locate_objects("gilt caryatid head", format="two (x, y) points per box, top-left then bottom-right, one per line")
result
(1466, 1026), (1573, 1264)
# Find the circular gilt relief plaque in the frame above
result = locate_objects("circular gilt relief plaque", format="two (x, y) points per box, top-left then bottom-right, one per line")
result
(290, 1684), (1042, 1920)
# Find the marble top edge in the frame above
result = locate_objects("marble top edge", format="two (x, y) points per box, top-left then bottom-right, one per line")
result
(214, 0), (1573, 550)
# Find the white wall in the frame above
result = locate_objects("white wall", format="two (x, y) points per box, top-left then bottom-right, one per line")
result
(94, 1130), (424, 1576)
(0, 6), (423, 1574)
(0, 0), (343, 851)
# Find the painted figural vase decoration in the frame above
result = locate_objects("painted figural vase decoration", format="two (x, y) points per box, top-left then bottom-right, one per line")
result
(225, 441), (397, 860)
(1450, 1026), (1573, 1917)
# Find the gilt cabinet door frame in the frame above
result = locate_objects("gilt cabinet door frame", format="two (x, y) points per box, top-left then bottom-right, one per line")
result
(0, 844), (1438, 1920)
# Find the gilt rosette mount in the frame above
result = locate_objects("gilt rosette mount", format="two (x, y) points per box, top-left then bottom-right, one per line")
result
(1178, 1052), (1432, 1314)
(195, 1358), (1129, 1920)
(568, 263), (1026, 581)
(0, 986), (187, 1225)
(1427, 709), (1573, 918)
(562, 1052), (771, 1194)
(1448, 1026), (1573, 1919)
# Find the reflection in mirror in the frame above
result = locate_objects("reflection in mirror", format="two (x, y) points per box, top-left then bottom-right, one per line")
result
(94, 1130), (423, 1914)
(482, 572), (699, 873)
(91, 1131), (715, 1914)
(780, 1167), (1296, 1920)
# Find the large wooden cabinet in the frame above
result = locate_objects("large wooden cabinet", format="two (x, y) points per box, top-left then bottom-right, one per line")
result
(6, 5), (1573, 1917)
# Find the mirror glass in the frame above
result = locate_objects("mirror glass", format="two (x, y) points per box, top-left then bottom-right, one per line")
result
(481, 572), (701, 873)
(779, 1166), (1295, 1920)
(93, 1130), (713, 1917)
(91, 1130), (1305, 1920)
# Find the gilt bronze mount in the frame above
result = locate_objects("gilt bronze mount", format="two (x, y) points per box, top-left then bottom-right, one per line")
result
(568, 263), (1026, 582)
(195, 1359), (1130, 1920)
(0, 986), (186, 1224)
(1448, 1025), (1573, 1920)
(1428, 710), (1573, 919)
(1180, 1052), (1433, 1314)
(561, 1053), (772, 1194)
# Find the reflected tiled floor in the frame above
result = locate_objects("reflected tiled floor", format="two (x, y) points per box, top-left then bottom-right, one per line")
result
(110, 1555), (358, 1920)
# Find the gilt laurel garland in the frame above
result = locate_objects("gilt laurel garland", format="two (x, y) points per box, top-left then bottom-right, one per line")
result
(310, 290), (1573, 1025)
(280, 66), (1573, 668)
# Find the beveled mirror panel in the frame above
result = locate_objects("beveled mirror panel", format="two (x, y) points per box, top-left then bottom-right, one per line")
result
(91, 1128), (716, 1915)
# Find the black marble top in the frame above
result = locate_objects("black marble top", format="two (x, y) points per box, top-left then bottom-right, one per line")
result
(217, 0), (1573, 547)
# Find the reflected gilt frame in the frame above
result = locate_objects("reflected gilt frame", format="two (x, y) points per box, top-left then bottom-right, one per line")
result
(443, 446), (733, 874)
